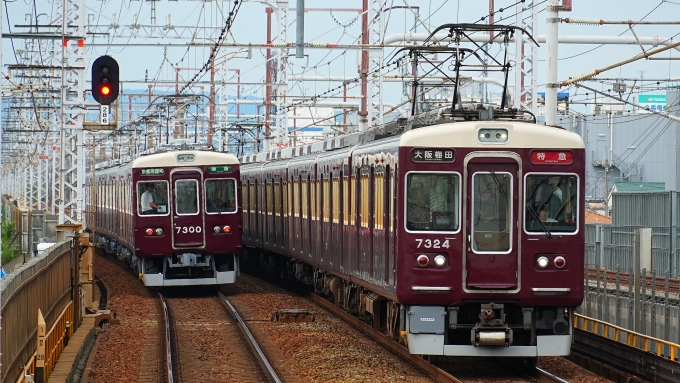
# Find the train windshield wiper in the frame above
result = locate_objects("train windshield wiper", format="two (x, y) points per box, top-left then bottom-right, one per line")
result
(207, 199), (223, 215)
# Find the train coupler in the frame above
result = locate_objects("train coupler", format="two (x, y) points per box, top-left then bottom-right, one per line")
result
(472, 303), (513, 347)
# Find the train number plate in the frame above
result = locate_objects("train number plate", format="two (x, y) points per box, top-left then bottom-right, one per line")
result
(175, 226), (203, 234)
(415, 238), (450, 249)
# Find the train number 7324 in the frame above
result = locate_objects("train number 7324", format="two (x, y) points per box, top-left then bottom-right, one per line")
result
(415, 238), (450, 249)
(175, 226), (203, 234)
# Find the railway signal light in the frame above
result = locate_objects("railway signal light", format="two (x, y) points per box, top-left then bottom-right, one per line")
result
(92, 55), (119, 105)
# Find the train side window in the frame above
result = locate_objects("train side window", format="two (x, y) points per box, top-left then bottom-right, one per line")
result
(175, 180), (199, 215)
(332, 176), (340, 224)
(406, 172), (460, 232)
(525, 174), (578, 234)
(205, 179), (237, 214)
(137, 181), (169, 216)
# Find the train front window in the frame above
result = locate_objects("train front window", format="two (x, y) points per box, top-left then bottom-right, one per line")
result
(137, 181), (169, 216)
(405, 172), (460, 232)
(471, 172), (512, 252)
(175, 180), (199, 215)
(525, 174), (578, 234)
(205, 179), (237, 213)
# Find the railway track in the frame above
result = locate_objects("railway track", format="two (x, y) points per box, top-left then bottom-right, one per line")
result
(304, 288), (570, 383)
(159, 290), (282, 383)
(587, 268), (680, 294)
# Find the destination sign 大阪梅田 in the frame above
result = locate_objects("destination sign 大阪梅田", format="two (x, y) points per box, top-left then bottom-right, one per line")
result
(411, 148), (455, 163)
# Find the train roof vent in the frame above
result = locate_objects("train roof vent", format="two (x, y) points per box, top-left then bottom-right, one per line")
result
(256, 152), (268, 162)
(334, 137), (344, 149)
(323, 139), (334, 151)
(280, 147), (294, 159)
(310, 141), (324, 153)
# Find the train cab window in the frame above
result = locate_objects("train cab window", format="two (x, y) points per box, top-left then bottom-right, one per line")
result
(471, 172), (511, 252)
(137, 181), (169, 216)
(525, 174), (578, 234)
(205, 179), (237, 213)
(406, 172), (460, 232)
(175, 180), (199, 215)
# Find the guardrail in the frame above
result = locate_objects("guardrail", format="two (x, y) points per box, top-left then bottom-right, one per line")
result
(574, 313), (680, 362)
(13, 302), (73, 383)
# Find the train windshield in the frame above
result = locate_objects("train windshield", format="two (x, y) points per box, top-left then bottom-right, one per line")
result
(137, 181), (169, 215)
(405, 172), (460, 232)
(205, 179), (237, 213)
(471, 172), (512, 252)
(175, 180), (199, 215)
(525, 174), (578, 233)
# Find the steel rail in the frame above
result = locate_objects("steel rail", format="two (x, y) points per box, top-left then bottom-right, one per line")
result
(303, 291), (463, 383)
(535, 367), (570, 383)
(158, 292), (174, 383)
(586, 268), (680, 294)
(217, 292), (282, 383)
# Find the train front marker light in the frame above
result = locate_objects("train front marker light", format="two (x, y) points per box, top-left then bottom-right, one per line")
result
(554, 256), (566, 269)
(213, 226), (221, 234)
(433, 255), (446, 267)
(155, 228), (163, 236)
(537, 256), (549, 269)
(416, 254), (429, 267)
(145, 228), (154, 236)
(223, 225), (231, 233)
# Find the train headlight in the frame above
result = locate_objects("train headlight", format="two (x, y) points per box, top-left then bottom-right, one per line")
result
(155, 228), (163, 236)
(145, 228), (154, 236)
(433, 255), (446, 267)
(537, 256), (549, 269)
(495, 130), (508, 142)
(213, 226), (221, 234)
(416, 254), (429, 267)
(554, 256), (566, 269)
(478, 128), (508, 143)
(223, 225), (231, 233)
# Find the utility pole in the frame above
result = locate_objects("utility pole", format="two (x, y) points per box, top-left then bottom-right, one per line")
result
(545, 0), (560, 126)
(603, 158), (611, 217)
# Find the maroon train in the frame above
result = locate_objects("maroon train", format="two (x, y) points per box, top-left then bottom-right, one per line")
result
(85, 148), (242, 287)
(241, 117), (585, 358)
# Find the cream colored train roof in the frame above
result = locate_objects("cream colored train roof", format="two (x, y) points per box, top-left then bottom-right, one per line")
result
(399, 121), (585, 149)
(132, 150), (239, 168)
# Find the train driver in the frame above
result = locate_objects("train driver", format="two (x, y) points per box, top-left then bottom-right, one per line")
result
(141, 183), (160, 215)
(537, 203), (557, 223)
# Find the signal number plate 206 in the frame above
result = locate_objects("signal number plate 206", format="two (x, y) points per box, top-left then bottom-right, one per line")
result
(175, 226), (202, 234)
(415, 238), (450, 249)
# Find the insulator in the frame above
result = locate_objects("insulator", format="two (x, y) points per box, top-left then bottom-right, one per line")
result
(564, 18), (603, 25)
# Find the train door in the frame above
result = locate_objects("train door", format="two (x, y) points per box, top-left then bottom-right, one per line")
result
(172, 171), (205, 248)
(359, 166), (373, 280)
(465, 159), (519, 290)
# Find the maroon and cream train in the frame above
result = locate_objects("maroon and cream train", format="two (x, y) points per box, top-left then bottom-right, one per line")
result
(85, 148), (242, 287)
(241, 119), (585, 358)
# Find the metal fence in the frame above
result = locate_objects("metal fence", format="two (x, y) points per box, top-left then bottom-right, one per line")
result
(587, 191), (680, 276)
(581, 267), (680, 358)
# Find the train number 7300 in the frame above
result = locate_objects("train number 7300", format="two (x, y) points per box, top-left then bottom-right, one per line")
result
(175, 226), (202, 234)
(415, 238), (450, 249)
